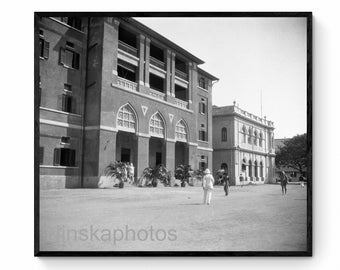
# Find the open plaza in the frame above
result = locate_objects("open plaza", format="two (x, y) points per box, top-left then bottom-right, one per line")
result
(40, 184), (307, 252)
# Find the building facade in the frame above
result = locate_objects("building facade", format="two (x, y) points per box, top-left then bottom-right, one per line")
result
(212, 103), (276, 185)
(37, 16), (218, 189)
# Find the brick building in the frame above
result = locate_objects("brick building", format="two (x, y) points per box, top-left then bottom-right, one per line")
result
(37, 16), (218, 189)
(212, 103), (276, 185)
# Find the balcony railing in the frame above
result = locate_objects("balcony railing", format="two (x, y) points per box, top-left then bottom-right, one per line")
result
(150, 56), (165, 70)
(174, 98), (188, 109)
(117, 77), (137, 91)
(175, 69), (188, 81)
(149, 88), (166, 101)
(118, 40), (138, 57)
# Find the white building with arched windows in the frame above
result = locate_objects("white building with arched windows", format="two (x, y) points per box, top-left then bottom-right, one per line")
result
(212, 103), (276, 186)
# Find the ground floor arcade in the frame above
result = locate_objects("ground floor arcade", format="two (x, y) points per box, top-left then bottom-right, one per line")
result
(213, 149), (276, 186)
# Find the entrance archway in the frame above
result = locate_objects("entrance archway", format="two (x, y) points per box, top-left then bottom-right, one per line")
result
(116, 103), (138, 166)
(221, 163), (228, 175)
(116, 131), (138, 165)
(149, 112), (166, 167)
(175, 119), (189, 167)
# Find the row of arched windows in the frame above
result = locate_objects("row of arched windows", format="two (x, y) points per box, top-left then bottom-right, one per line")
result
(241, 158), (264, 178)
(116, 103), (188, 141)
(241, 125), (263, 147)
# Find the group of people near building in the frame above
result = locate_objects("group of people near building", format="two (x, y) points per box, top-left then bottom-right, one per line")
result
(120, 162), (135, 184)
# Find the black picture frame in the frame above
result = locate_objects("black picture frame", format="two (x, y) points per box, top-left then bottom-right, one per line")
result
(34, 11), (312, 257)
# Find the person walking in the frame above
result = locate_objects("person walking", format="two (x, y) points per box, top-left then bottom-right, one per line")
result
(128, 162), (135, 183)
(202, 168), (215, 205)
(280, 171), (288, 195)
(239, 173), (244, 187)
(223, 173), (230, 196)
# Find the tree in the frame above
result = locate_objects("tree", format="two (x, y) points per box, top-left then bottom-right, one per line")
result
(275, 134), (307, 174)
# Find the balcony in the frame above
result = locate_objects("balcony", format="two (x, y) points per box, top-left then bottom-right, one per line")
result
(175, 69), (188, 81)
(149, 88), (166, 101)
(118, 40), (138, 57)
(150, 56), (165, 70)
(117, 77), (137, 92)
(174, 98), (188, 109)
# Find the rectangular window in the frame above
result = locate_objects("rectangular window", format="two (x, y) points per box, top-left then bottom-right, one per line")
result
(198, 77), (207, 89)
(60, 47), (80, 69)
(54, 148), (76, 167)
(62, 94), (73, 113)
(61, 17), (82, 31)
(61, 136), (71, 145)
(199, 130), (207, 141)
(39, 38), (49, 59)
(64, 83), (72, 92)
(199, 101), (206, 114)
(199, 162), (206, 171)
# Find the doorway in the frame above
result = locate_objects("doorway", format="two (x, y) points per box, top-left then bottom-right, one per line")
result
(121, 148), (131, 163)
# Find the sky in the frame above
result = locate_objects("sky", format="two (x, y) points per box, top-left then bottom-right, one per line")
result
(135, 17), (307, 139)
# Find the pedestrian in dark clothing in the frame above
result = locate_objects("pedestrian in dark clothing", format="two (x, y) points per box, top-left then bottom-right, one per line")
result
(280, 171), (288, 195)
(224, 174), (230, 196)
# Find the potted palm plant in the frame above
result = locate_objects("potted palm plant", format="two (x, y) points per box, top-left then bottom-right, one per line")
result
(139, 164), (170, 187)
(104, 161), (128, 188)
(175, 165), (193, 187)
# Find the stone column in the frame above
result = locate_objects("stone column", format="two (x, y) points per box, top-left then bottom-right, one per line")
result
(188, 62), (193, 110)
(112, 19), (120, 85)
(165, 140), (175, 174)
(138, 34), (145, 90)
(188, 144), (197, 170)
(170, 52), (176, 97)
(98, 130), (117, 175)
(144, 38), (150, 88)
(137, 136), (150, 179)
(166, 49), (171, 97)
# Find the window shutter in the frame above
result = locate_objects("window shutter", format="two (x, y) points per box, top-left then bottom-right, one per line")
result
(54, 148), (61, 166)
(72, 97), (76, 114)
(43, 41), (49, 59)
(60, 94), (66, 111)
(199, 103), (202, 113)
(73, 53), (80, 69)
(59, 47), (65, 65)
(67, 96), (73, 113)
(70, 149), (76, 167)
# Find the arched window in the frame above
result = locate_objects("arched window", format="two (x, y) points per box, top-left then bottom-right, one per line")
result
(260, 161), (264, 177)
(175, 119), (188, 142)
(259, 132), (263, 147)
(221, 127), (227, 142)
(254, 160), (258, 177)
(241, 158), (247, 171)
(248, 160), (252, 177)
(248, 128), (252, 144)
(254, 130), (258, 145)
(242, 125), (247, 143)
(149, 112), (165, 138)
(117, 104), (136, 133)
(221, 163), (228, 175)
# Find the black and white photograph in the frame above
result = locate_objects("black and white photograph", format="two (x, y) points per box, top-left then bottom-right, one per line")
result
(34, 12), (312, 256)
